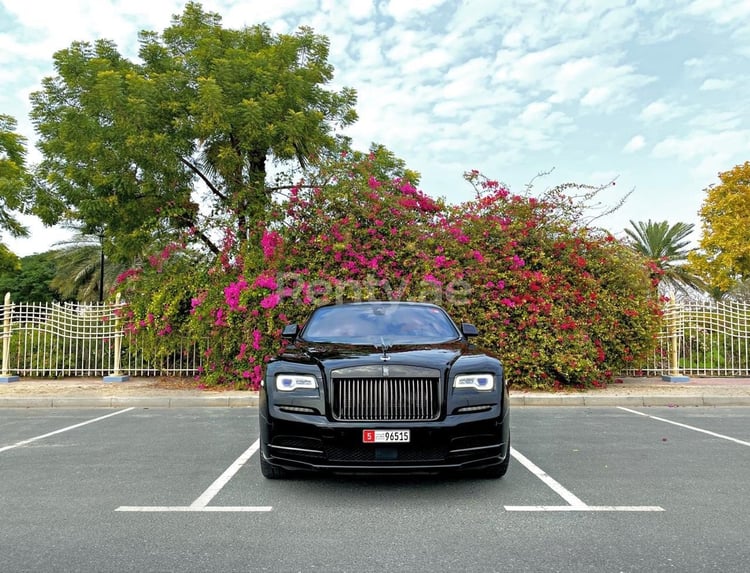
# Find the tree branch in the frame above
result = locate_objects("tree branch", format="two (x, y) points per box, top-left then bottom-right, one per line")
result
(179, 156), (227, 202)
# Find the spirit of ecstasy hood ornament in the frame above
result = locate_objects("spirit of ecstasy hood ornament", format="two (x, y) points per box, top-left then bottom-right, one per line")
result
(379, 336), (391, 361)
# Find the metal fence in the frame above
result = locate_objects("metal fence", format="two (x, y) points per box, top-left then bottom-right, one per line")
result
(621, 299), (750, 377)
(0, 294), (203, 378)
(1, 295), (749, 379)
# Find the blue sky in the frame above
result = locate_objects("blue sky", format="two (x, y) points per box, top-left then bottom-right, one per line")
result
(1, 0), (748, 256)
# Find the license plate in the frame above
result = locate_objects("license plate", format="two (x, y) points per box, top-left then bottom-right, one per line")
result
(363, 430), (410, 443)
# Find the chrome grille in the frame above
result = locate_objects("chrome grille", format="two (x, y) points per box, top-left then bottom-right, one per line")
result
(333, 377), (440, 421)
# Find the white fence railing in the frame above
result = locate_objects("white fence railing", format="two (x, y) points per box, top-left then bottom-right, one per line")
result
(622, 300), (750, 377)
(1, 295), (203, 378)
(1, 296), (749, 379)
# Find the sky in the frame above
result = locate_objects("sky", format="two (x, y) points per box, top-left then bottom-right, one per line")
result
(1, 0), (749, 256)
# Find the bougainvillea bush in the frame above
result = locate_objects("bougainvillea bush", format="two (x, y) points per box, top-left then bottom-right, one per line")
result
(119, 146), (662, 390)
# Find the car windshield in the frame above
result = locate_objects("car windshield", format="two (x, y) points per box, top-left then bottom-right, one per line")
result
(300, 303), (462, 344)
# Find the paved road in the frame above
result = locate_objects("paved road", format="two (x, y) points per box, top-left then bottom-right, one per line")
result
(1, 406), (749, 572)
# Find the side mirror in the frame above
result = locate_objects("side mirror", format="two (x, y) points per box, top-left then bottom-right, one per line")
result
(461, 323), (479, 337)
(281, 324), (299, 340)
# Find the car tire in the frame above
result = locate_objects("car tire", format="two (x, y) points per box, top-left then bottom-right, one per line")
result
(260, 452), (288, 479)
(478, 438), (510, 479)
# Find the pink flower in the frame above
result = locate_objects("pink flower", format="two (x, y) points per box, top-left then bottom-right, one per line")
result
(261, 230), (282, 260)
(214, 308), (227, 326)
(253, 274), (278, 290)
(252, 329), (262, 350)
(116, 268), (140, 284)
(191, 292), (207, 313)
(510, 255), (525, 270)
(237, 342), (248, 361)
(224, 277), (248, 311)
(260, 294), (280, 309)
(399, 181), (416, 195)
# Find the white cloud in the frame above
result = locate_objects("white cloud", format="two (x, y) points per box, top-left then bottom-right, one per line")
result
(699, 78), (735, 91)
(685, 0), (750, 25)
(639, 99), (689, 122)
(346, 0), (375, 20)
(383, 0), (447, 22)
(652, 129), (750, 179)
(624, 135), (646, 153)
(2, 0), (750, 257)
(689, 111), (742, 130)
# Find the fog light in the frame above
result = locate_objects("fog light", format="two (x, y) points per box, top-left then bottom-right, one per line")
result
(279, 406), (318, 414)
(455, 405), (493, 414)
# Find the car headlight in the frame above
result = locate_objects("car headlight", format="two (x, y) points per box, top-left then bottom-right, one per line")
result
(275, 374), (318, 392)
(454, 374), (494, 391)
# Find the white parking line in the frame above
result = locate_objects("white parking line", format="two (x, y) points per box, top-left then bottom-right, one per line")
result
(618, 407), (750, 447)
(190, 440), (261, 508)
(509, 447), (587, 507)
(505, 447), (664, 512)
(0, 408), (135, 453)
(117, 439), (272, 513)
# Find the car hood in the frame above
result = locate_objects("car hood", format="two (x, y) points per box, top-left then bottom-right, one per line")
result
(280, 341), (471, 372)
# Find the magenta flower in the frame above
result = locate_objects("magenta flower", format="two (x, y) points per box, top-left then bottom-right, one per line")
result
(224, 277), (248, 311)
(253, 274), (278, 290)
(237, 343), (248, 360)
(252, 329), (262, 350)
(261, 230), (282, 260)
(214, 308), (227, 326)
(260, 294), (280, 309)
(510, 255), (525, 270)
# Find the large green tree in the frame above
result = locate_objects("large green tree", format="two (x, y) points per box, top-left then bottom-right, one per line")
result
(689, 161), (750, 293)
(29, 1), (357, 262)
(624, 219), (705, 296)
(0, 252), (63, 303)
(0, 114), (31, 270)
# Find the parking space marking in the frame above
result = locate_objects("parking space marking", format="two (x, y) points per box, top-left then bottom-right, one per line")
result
(618, 407), (750, 447)
(116, 439), (272, 513)
(505, 447), (664, 512)
(0, 408), (135, 454)
(190, 439), (261, 508)
(509, 447), (586, 507)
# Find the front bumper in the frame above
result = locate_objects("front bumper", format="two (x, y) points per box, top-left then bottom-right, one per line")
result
(260, 407), (510, 474)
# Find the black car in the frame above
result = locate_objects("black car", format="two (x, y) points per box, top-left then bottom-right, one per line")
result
(259, 301), (510, 478)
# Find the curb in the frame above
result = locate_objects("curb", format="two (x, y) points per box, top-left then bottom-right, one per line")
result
(509, 395), (750, 407)
(0, 395), (259, 408)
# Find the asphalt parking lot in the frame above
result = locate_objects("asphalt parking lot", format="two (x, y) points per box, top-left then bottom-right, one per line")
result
(1, 406), (749, 573)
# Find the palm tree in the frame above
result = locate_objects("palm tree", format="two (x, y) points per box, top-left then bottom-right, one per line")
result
(624, 220), (706, 297)
(50, 229), (130, 302)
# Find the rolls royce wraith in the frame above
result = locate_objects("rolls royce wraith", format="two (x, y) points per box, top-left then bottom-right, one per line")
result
(259, 301), (510, 478)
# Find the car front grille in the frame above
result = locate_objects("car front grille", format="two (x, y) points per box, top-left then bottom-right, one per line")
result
(332, 377), (440, 421)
